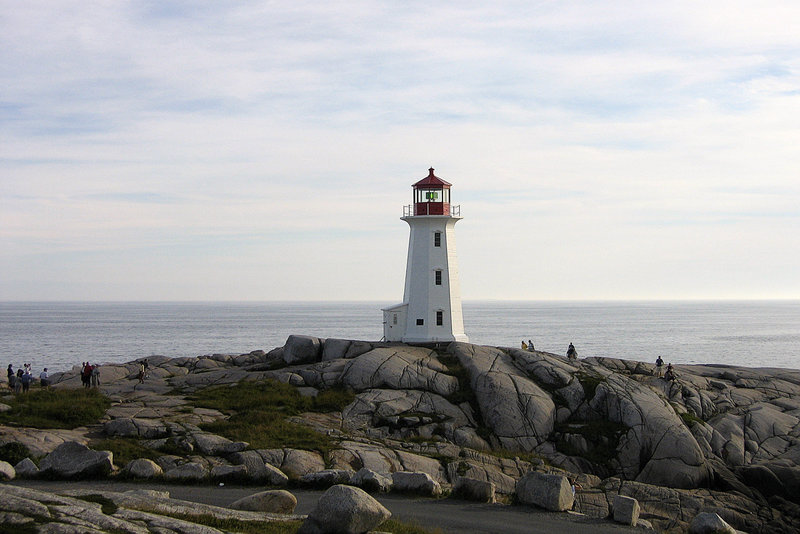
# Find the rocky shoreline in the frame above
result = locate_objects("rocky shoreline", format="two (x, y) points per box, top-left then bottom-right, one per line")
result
(2, 336), (800, 533)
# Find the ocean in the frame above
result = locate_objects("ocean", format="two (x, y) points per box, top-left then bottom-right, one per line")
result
(1, 301), (799, 374)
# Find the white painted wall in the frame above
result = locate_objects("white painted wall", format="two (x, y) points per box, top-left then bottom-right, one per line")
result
(382, 302), (407, 342)
(398, 214), (468, 343)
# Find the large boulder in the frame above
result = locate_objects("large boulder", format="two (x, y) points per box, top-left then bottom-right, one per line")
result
(391, 471), (442, 497)
(515, 471), (573, 512)
(0, 460), (15, 480)
(589, 370), (712, 489)
(450, 343), (555, 450)
(103, 417), (168, 439)
(298, 484), (391, 534)
(13, 458), (39, 478)
(612, 495), (640, 526)
(229, 490), (297, 514)
(340, 347), (458, 396)
(38, 441), (114, 478)
(261, 448), (326, 479)
(192, 433), (248, 456)
(228, 450), (289, 485)
(341, 388), (474, 446)
(322, 338), (353, 361)
(283, 335), (322, 365)
(688, 512), (736, 534)
(210, 464), (248, 482)
(350, 468), (392, 493)
(124, 459), (163, 479)
(300, 469), (354, 488)
(453, 477), (496, 503)
(163, 462), (207, 481)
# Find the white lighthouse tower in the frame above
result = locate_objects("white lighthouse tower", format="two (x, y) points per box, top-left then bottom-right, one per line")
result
(383, 168), (469, 343)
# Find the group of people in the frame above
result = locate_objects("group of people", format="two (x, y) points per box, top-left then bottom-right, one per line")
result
(654, 356), (676, 381)
(6, 363), (48, 393)
(516, 342), (677, 381)
(80, 362), (100, 388)
(519, 341), (580, 360)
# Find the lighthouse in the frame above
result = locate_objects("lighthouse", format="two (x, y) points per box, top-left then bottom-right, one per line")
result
(383, 168), (469, 343)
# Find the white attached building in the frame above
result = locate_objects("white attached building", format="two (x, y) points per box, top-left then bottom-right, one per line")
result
(383, 168), (469, 343)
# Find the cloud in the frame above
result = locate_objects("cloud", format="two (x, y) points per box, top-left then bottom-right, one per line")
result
(1, 1), (799, 300)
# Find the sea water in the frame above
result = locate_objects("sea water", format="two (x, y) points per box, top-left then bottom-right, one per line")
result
(0, 301), (798, 373)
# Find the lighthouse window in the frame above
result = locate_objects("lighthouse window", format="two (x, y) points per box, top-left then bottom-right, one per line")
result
(436, 311), (443, 326)
(416, 319), (424, 326)
(435, 270), (442, 285)
(434, 232), (441, 247)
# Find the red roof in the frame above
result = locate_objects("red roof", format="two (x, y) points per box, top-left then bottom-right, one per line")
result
(413, 167), (451, 188)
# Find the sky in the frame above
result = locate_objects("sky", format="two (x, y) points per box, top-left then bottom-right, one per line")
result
(1, 1), (799, 302)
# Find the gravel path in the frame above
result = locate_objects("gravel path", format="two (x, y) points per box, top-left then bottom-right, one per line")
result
(10, 480), (646, 534)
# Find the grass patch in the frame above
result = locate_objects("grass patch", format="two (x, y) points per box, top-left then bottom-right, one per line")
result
(555, 420), (628, 466)
(202, 411), (334, 452)
(189, 380), (343, 454)
(381, 519), (445, 534)
(0, 521), (40, 534)
(91, 437), (161, 467)
(679, 410), (704, 428)
(76, 494), (118, 515)
(162, 513), (301, 534)
(310, 386), (356, 413)
(190, 379), (353, 415)
(190, 379), (312, 413)
(575, 371), (604, 399)
(437, 353), (474, 405)
(0, 441), (34, 465)
(0, 388), (111, 429)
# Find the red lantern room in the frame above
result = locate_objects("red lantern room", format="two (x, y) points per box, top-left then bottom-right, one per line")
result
(412, 168), (451, 216)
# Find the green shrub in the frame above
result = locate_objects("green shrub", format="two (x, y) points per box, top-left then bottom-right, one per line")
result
(201, 410), (334, 453)
(437, 353), (474, 405)
(190, 379), (311, 414)
(0, 441), (33, 465)
(554, 420), (628, 466)
(311, 386), (356, 413)
(91, 438), (161, 467)
(679, 411), (704, 428)
(0, 522), (39, 534)
(0, 388), (111, 429)
(190, 380), (341, 454)
(575, 372), (604, 399)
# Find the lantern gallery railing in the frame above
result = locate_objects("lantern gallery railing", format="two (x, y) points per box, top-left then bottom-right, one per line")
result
(403, 204), (461, 217)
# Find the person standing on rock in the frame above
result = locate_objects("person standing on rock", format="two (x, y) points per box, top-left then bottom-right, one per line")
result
(655, 356), (664, 377)
(7, 364), (13, 390)
(567, 342), (577, 360)
(91, 364), (100, 387)
(82, 363), (93, 388)
(40, 368), (49, 387)
(137, 362), (145, 384)
(15, 368), (23, 393)
(21, 368), (32, 393)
